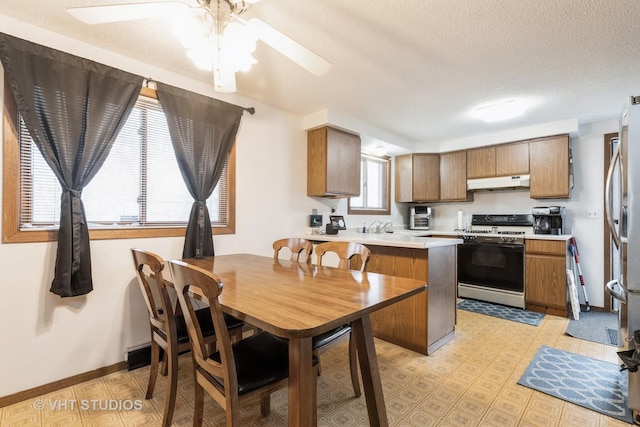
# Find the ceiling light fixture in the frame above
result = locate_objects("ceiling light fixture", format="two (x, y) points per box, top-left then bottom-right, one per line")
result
(474, 99), (525, 123)
(172, 0), (258, 92)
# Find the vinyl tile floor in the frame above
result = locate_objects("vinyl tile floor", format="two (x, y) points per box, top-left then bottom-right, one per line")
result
(0, 309), (629, 426)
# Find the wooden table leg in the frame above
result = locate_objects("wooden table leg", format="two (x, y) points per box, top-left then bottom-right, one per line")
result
(351, 315), (389, 427)
(288, 336), (316, 426)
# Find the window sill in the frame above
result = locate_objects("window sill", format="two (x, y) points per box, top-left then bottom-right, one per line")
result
(347, 208), (392, 216)
(2, 225), (235, 243)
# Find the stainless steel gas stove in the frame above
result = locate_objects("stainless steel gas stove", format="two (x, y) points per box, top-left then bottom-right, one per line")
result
(457, 214), (533, 309)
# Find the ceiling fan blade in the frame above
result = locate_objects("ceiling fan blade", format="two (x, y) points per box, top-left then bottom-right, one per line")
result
(246, 18), (331, 76)
(68, 1), (194, 25)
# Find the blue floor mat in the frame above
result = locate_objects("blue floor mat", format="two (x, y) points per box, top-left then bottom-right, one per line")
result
(518, 345), (633, 423)
(457, 298), (544, 326)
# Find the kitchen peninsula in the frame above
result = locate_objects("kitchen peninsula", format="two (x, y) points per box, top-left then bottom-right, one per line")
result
(301, 232), (461, 355)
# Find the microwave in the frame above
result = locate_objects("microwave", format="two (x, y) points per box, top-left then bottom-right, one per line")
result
(410, 206), (432, 230)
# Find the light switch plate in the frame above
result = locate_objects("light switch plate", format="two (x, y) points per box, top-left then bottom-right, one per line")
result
(586, 209), (601, 219)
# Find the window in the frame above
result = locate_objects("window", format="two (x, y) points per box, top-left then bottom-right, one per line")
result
(348, 154), (390, 215)
(2, 84), (236, 243)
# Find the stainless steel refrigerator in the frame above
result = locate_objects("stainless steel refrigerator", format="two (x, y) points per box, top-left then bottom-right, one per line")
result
(606, 95), (640, 418)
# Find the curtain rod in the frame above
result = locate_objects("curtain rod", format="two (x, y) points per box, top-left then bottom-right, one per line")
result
(144, 78), (255, 115)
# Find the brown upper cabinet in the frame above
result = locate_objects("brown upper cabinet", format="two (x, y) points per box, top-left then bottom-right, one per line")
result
(496, 141), (530, 176)
(529, 135), (570, 199)
(395, 151), (470, 203)
(466, 141), (529, 179)
(307, 126), (361, 197)
(440, 150), (470, 201)
(466, 146), (495, 179)
(395, 153), (440, 202)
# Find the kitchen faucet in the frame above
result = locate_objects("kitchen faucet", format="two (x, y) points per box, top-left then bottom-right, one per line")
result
(367, 220), (383, 234)
(383, 221), (394, 233)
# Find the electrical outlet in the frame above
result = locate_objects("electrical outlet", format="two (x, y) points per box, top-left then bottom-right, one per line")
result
(586, 209), (601, 219)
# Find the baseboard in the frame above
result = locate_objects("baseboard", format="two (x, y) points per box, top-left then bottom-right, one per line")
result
(0, 361), (127, 408)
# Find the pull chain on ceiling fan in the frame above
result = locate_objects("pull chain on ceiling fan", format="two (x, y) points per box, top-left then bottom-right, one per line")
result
(67, 0), (331, 93)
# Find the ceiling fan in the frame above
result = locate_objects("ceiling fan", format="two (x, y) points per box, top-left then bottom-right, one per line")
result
(67, 0), (331, 92)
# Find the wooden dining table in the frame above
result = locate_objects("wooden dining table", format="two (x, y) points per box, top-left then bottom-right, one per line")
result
(181, 253), (427, 427)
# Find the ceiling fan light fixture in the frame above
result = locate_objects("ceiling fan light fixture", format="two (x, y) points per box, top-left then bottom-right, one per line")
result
(218, 24), (257, 72)
(172, 13), (211, 49)
(223, 21), (257, 53)
(174, 6), (258, 77)
(187, 38), (215, 71)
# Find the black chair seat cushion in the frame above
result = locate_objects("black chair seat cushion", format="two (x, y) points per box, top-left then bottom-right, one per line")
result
(158, 309), (245, 343)
(312, 324), (352, 350)
(208, 332), (318, 396)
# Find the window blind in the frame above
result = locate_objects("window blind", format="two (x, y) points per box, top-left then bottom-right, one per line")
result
(18, 96), (229, 230)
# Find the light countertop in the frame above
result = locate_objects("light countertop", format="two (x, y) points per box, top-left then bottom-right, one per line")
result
(300, 229), (573, 247)
(298, 232), (462, 249)
(395, 229), (573, 241)
(441, 231), (572, 241)
(522, 234), (573, 241)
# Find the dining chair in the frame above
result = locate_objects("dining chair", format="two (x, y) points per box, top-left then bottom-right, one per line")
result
(311, 241), (372, 398)
(272, 238), (357, 390)
(131, 249), (245, 427)
(272, 237), (313, 263)
(168, 259), (317, 427)
(314, 241), (370, 272)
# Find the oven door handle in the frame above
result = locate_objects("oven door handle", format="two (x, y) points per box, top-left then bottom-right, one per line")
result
(460, 243), (523, 250)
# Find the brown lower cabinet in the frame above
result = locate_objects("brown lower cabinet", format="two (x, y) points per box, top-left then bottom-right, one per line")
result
(368, 244), (457, 355)
(525, 239), (569, 317)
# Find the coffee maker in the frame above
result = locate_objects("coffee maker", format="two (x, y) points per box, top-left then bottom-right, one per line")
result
(532, 206), (565, 235)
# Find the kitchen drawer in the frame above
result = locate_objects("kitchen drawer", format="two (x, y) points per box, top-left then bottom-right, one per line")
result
(525, 239), (566, 255)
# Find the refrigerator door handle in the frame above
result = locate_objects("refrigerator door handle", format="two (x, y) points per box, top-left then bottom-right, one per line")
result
(606, 279), (627, 303)
(605, 144), (621, 249)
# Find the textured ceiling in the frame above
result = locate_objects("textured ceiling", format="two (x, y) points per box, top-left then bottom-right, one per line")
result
(1, 0), (639, 152)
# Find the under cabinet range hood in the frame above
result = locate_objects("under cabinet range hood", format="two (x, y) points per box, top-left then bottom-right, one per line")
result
(467, 175), (530, 191)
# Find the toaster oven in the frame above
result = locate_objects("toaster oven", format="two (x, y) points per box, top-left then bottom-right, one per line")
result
(410, 206), (431, 230)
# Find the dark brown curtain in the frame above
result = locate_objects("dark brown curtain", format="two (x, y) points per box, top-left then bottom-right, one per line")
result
(156, 82), (244, 259)
(0, 33), (143, 297)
